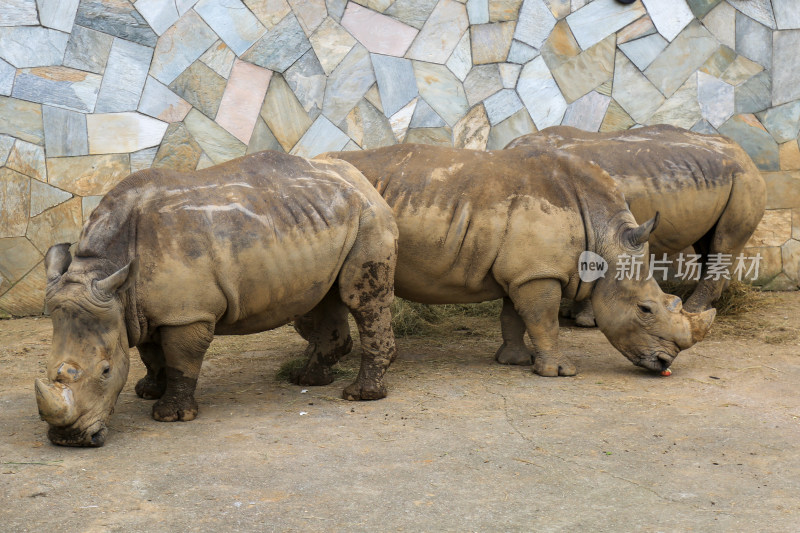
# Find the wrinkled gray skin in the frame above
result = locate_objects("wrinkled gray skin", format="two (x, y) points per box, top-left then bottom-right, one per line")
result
(36, 151), (398, 447)
(317, 144), (715, 376)
(507, 125), (766, 327)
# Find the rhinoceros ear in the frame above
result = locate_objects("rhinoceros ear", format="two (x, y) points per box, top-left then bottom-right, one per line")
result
(623, 212), (660, 249)
(94, 258), (138, 298)
(45, 243), (72, 285)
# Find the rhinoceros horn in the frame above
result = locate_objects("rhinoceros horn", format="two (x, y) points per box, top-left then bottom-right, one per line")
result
(689, 308), (716, 344)
(624, 212), (660, 248)
(45, 243), (72, 285)
(94, 259), (138, 298)
(35, 378), (78, 427)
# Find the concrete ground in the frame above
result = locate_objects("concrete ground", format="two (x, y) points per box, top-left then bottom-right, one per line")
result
(1, 293), (799, 532)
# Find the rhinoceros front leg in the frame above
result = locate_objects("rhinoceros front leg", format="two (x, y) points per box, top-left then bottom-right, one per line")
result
(511, 279), (577, 377)
(494, 297), (533, 365)
(151, 322), (213, 422)
(135, 342), (167, 400)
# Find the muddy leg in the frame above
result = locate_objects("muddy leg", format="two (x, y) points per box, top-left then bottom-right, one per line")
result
(511, 279), (576, 377)
(572, 299), (597, 327)
(134, 342), (167, 400)
(495, 297), (533, 365)
(292, 287), (353, 386)
(152, 322), (213, 422)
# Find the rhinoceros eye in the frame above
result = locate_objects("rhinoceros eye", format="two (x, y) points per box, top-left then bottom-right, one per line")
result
(101, 362), (111, 377)
(638, 304), (653, 314)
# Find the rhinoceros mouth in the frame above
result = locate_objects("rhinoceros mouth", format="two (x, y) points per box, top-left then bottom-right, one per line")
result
(47, 420), (107, 447)
(635, 350), (675, 372)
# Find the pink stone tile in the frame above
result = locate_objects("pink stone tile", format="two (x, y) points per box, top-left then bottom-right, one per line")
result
(215, 59), (273, 144)
(341, 3), (418, 57)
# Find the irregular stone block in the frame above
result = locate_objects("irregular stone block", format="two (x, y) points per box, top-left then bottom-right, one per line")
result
(781, 238), (800, 284)
(759, 100), (800, 144)
(81, 196), (102, 223)
(506, 39), (538, 64)
(726, 0), (776, 29)
(195, 0), (266, 56)
(735, 71), (771, 115)
(641, 0), (692, 41)
(409, 98), (446, 128)
(340, 3), (418, 57)
(647, 74), (702, 129)
(612, 53), (664, 124)
(487, 107), (535, 149)
(779, 141), (800, 171)
(130, 147), (157, 172)
(736, 12), (772, 69)
(389, 98), (416, 142)
(285, 48), (326, 119)
(701, 1), (735, 50)
(48, 154), (130, 196)
(372, 54), (418, 117)
(87, 112), (169, 154)
(26, 197), (82, 254)
(499, 63), (521, 88)
(471, 22), (515, 64)
(176, 0), (199, 15)
(720, 55), (763, 87)
(289, 116), (351, 157)
(562, 90), (610, 132)
(0, 0), (38, 26)
(30, 180), (72, 217)
(644, 21), (719, 98)
(289, 0), (327, 35)
(261, 74), (313, 151)
(168, 61), (227, 119)
(342, 99), (397, 148)
(686, 0), (721, 19)
(746, 209), (792, 247)
(0, 135), (14, 165)
(383, 0), (438, 30)
(0, 168), (30, 238)
(619, 33), (666, 72)
(310, 17), (357, 75)
(446, 31), (472, 82)
(134, 0), (179, 35)
(489, 0), (523, 22)
(464, 64), (503, 107)
(404, 127), (453, 146)
(0, 96), (43, 144)
(763, 171), (800, 209)
(774, 0), (800, 30)
(617, 14), (655, 44)
(354, 0), (391, 11)
(599, 99), (635, 132)
(200, 41), (236, 79)
(63, 25), (113, 75)
(75, 0), (157, 47)
(551, 33), (614, 103)
(0, 58), (13, 96)
(517, 55), (566, 129)
(453, 103), (490, 150)
(322, 44), (376, 125)
(6, 140), (46, 182)
(514, 0), (556, 49)
(700, 45), (736, 78)
(95, 38), (153, 113)
(138, 77), (192, 123)
(483, 88), (523, 125)
(718, 114), (780, 171)
(37, 0), (80, 33)
(697, 71), (734, 129)
(152, 122), (203, 171)
(216, 59), (273, 144)
(467, 0), (489, 24)
(12, 67), (102, 113)
(407, 0), (468, 63)
(244, 0), (291, 30)
(540, 18), (580, 70)
(150, 10), (218, 84)
(242, 13), (312, 72)
(413, 61), (469, 127)
(566, 0), (644, 50)
(247, 118), (284, 154)
(183, 109), (247, 164)
(690, 119), (718, 135)
(773, 30), (800, 107)
(0, 27), (70, 68)
(0, 261), (46, 316)
(0, 237), (42, 284)
(365, 83), (383, 112)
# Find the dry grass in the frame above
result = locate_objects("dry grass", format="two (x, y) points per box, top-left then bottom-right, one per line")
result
(659, 281), (765, 317)
(390, 298), (502, 337)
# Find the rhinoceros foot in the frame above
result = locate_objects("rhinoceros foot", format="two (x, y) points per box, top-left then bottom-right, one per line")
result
(342, 379), (387, 401)
(291, 336), (354, 386)
(533, 354), (577, 377)
(494, 342), (533, 365)
(152, 396), (198, 422)
(135, 373), (167, 400)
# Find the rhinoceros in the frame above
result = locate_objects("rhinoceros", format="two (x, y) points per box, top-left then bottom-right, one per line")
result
(36, 151), (398, 447)
(317, 144), (716, 376)
(506, 125), (766, 327)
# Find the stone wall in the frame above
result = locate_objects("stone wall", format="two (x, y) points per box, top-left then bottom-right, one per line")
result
(0, 0), (799, 316)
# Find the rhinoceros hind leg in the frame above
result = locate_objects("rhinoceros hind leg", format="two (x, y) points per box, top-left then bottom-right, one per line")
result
(572, 300), (597, 328)
(495, 297), (532, 365)
(135, 342), (167, 399)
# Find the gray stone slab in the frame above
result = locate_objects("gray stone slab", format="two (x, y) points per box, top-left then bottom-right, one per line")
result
(0, 58), (13, 96)
(95, 38), (153, 113)
(284, 48), (326, 120)
(150, 10), (218, 85)
(322, 44), (376, 125)
(260, 73), (313, 151)
(326, 0), (348, 22)
(30, 180), (72, 217)
(550, 33), (614, 103)
(0, 96), (43, 145)
(242, 13), (312, 73)
(697, 71), (734, 129)
(517, 55), (567, 129)
(612, 52), (664, 124)
(407, 0), (468, 64)
(758, 100), (800, 144)
(735, 70), (771, 114)
(774, 0), (800, 30)
(383, 0), (438, 30)
(702, 2), (734, 49)
(63, 25), (114, 75)
(514, 0), (556, 49)
(168, 61), (227, 120)
(290, 115), (350, 158)
(507, 39), (538, 64)
(246, 118), (284, 154)
(773, 30), (800, 106)
(0, 27), (70, 68)
(309, 17), (356, 76)
(37, 0), (80, 33)
(0, 135), (14, 165)
(686, 0), (721, 19)
(43, 106), (88, 157)
(409, 98), (446, 128)
(644, 21), (719, 98)
(487, 107), (535, 149)
(464, 64), (503, 107)
(646, 74), (702, 129)
(357, 100), (398, 148)
(483, 88), (524, 126)
(199, 41), (236, 79)
(12, 67), (102, 113)
(6, 139), (46, 181)
(138, 76), (191, 122)
(75, 0), (157, 47)
(194, 0), (266, 56)
(183, 108), (247, 164)
(619, 33), (667, 72)
(736, 12), (772, 69)
(718, 114), (779, 171)
(133, 0), (179, 35)
(152, 122), (203, 170)
(0, 237), (42, 285)
(372, 54), (418, 117)
(413, 61), (469, 127)
(566, 0), (645, 50)
(641, 0), (692, 42)
(499, 63), (521, 89)
(467, 0), (489, 24)
(0, 167), (30, 238)
(130, 147), (158, 172)
(690, 118), (719, 135)
(562, 90), (611, 132)
(0, 0), (38, 26)
(446, 31), (472, 82)
(726, 0), (776, 29)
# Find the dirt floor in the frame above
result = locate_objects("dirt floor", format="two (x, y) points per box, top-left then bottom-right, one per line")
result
(1, 292), (799, 532)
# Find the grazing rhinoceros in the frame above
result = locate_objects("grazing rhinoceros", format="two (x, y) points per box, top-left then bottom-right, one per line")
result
(36, 151), (398, 447)
(506, 125), (766, 327)
(318, 144), (716, 376)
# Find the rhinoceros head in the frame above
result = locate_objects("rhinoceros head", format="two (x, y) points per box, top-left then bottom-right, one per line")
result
(590, 214), (716, 372)
(35, 244), (136, 447)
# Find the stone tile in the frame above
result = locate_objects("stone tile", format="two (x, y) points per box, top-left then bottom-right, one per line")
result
(289, 0), (327, 35)
(216, 59), (273, 144)
(343, 99), (397, 148)
(506, 39), (538, 64)
(566, 0), (644, 50)
(773, 30), (800, 107)
(372, 55), (418, 117)
(619, 33), (667, 72)
(471, 22), (515, 64)
(413, 61), (469, 127)
(37, 0), (81, 33)
(483, 88), (523, 125)
(736, 12), (772, 69)
(95, 38), (153, 113)
(701, 1), (735, 50)
(152, 122), (203, 171)
(409, 98), (446, 128)
(48, 154), (130, 195)
(726, 0), (776, 29)
(486, 106), (535, 149)
(453, 103), (490, 150)
(168, 61), (227, 119)
(176, 0), (199, 15)
(686, 0), (721, 19)
(690, 119), (719, 135)
(342, 140), (361, 151)
(697, 71), (734, 129)
(751, 249), (787, 287)
(407, 0), (468, 63)
(763, 171), (800, 209)
(647, 74), (701, 129)
(12, 67), (102, 114)
(747, 209), (792, 247)
(446, 31), (472, 82)
(75, 0), (157, 47)
(700, 45), (736, 78)
(774, 0), (800, 30)
(244, 0), (291, 30)
(0, 97), (43, 145)
(261, 74), (313, 151)
(641, 0), (692, 42)
(284, 48), (326, 119)
(562, 90), (610, 132)
(130, 147), (157, 172)
(758, 100), (800, 144)
(247, 118), (285, 154)
(795, 209), (800, 240)
(0, 237), (42, 284)
(383, 0), (438, 30)
(464, 64), (503, 107)
(0, 135), (14, 165)
(499, 63), (521, 88)
(0, 168), (30, 238)
(87, 112), (169, 154)
(322, 44), (376, 125)
(612, 53), (664, 124)
(365, 83), (383, 112)
(514, 0), (556, 49)
(82, 196), (102, 222)
(540, 18), (580, 70)
(779, 141), (800, 170)
(551, 33), (614, 103)
(0, 58), (13, 96)
(355, 0), (392, 11)
(138, 77), (192, 123)
(0, 0), (38, 26)
(735, 71), (771, 115)
(194, 0), (266, 56)
(644, 21), (719, 98)
(718, 114), (780, 171)
(389, 98), (417, 142)
(617, 14), (655, 44)
(0, 27), (70, 68)
(0, 261), (46, 316)
(341, 2), (419, 57)
(290, 115), (351, 157)
(150, 10), (218, 85)
(517, 55), (567, 129)
(183, 108), (247, 164)
(720, 54), (763, 87)
(404, 127), (453, 146)
(544, 0), (569, 19)
(467, 0), (489, 24)
(310, 17), (357, 75)
(489, 0), (523, 22)
(134, 0), (179, 35)
(200, 41), (236, 79)
(30, 180), (72, 217)
(242, 13), (312, 72)
(63, 25), (113, 75)
(26, 197), (82, 254)
(781, 239), (800, 284)
(6, 140), (46, 182)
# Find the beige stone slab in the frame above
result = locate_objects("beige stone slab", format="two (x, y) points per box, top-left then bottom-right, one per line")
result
(551, 33), (614, 103)
(599, 99), (635, 132)
(489, 0), (522, 22)
(341, 2), (418, 57)
(183, 109), (247, 165)
(26, 197), (82, 254)
(780, 141), (800, 171)
(0, 96), (43, 145)
(260, 74), (313, 152)
(404, 127), (453, 146)
(216, 59), (273, 144)
(152, 122), (203, 171)
(289, 0), (327, 35)
(389, 98), (417, 142)
(763, 171), (800, 209)
(310, 17), (357, 75)
(47, 154), (131, 196)
(746, 208), (792, 247)
(0, 168), (30, 238)
(782, 238), (800, 284)
(87, 113), (169, 154)
(244, 0), (291, 30)
(6, 140), (46, 182)
(742, 245), (783, 286)
(793, 208), (800, 240)
(29, 179), (72, 217)
(0, 236), (41, 283)
(453, 103), (490, 150)
(470, 22), (515, 64)
(0, 261), (45, 317)
(617, 15), (655, 44)
(720, 55), (764, 87)
(646, 74), (701, 129)
(406, 0), (468, 63)
(541, 18), (580, 70)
